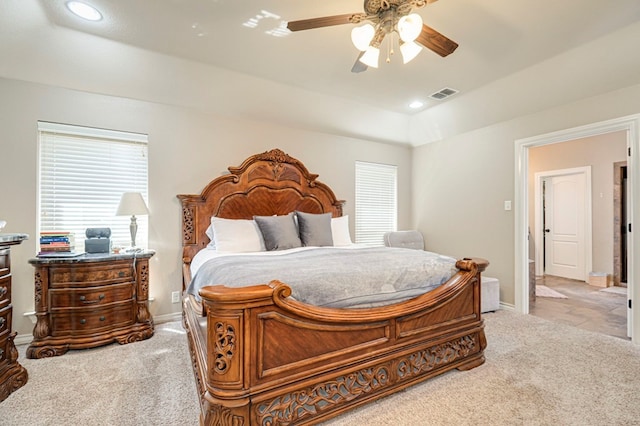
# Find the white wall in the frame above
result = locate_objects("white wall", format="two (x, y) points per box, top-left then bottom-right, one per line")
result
(412, 83), (640, 306)
(0, 77), (412, 337)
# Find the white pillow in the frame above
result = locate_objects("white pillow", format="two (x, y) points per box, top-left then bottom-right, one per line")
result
(211, 217), (265, 253)
(205, 224), (216, 249)
(331, 215), (353, 246)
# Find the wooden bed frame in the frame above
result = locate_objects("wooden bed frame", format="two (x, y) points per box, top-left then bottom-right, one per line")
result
(178, 149), (488, 425)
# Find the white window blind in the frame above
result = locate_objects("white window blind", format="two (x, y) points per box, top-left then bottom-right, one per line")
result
(355, 161), (397, 246)
(38, 122), (149, 252)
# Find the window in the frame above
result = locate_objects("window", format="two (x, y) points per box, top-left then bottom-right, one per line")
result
(355, 161), (397, 246)
(38, 122), (148, 252)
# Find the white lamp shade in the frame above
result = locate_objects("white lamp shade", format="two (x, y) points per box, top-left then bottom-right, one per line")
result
(351, 24), (375, 51)
(397, 13), (423, 42)
(359, 46), (380, 68)
(400, 40), (423, 64)
(116, 192), (149, 216)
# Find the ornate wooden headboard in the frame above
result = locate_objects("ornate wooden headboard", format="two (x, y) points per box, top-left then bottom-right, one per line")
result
(177, 149), (345, 267)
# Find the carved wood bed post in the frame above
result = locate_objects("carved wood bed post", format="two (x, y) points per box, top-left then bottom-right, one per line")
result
(199, 285), (276, 425)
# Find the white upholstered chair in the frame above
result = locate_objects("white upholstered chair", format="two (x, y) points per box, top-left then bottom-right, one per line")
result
(383, 230), (499, 313)
(383, 230), (424, 250)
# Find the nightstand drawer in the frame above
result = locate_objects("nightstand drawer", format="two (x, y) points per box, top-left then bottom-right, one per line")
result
(50, 263), (133, 288)
(49, 283), (133, 308)
(0, 306), (11, 336)
(50, 302), (135, 336)
(0, 275), (10, 309)
(0, 249), (9, 277)
(0, 335), (8, 364)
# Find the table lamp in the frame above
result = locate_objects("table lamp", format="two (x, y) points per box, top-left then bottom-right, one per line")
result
(116, 192), (149, 251)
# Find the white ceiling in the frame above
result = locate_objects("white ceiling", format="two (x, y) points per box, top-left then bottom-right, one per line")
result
(2, 0), (640, 145)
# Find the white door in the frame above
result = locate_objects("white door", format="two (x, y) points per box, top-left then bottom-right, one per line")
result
(544, 173), (587, 281)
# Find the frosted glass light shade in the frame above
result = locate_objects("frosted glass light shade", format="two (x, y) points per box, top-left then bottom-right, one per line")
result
(351, 24), (375, 51)
(359, 46), (380, 68)
(397, 13), (423, 42)
(400, 41), (423, 64)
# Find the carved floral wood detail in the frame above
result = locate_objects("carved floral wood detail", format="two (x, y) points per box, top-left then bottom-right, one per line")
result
(0, 367), (28, 403)
(139, 263), (149, 296)
(205, 405), (245, 426)
(34, 272), (43, 306)
(214, 322), (236, 374)
(136, 262), (151, 323)
(255, 334), (478, 424)
(182, 205), (195, 244)
(397, 335), (477, 379)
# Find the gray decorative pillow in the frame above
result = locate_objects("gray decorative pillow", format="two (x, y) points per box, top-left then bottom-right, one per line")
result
(254, 214), (302, 251)
(296, 211), (334, 247)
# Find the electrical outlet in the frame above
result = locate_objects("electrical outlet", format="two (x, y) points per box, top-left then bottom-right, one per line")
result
(171, 291), (181, 304)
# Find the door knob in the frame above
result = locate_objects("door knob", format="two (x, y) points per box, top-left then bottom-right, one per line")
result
(544, 229), (551, 233)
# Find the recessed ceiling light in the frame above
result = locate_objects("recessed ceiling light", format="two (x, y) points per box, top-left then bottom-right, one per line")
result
(66, 1), (103, 21)
(409, 100), (424, 109)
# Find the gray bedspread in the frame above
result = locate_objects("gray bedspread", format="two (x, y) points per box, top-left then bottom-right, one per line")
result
(188, 247), (458, 308)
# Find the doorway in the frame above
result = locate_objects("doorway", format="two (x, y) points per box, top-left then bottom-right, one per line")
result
(514, 115), (640, 344)
(534, 167), (592, 282)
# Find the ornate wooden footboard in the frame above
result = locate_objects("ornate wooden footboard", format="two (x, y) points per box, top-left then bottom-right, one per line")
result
(178, 149), (488, 425)
(184, 258), (486, 425)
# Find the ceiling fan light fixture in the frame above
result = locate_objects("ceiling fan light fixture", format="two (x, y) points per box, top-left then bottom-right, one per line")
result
(400, 40), (422, 64)
(397, 13), (423, 42)
(351, 24), (375, 52)
(359, 46), (380, 68)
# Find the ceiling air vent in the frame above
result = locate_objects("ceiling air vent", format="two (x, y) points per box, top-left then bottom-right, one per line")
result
(429, 87), (458, 100)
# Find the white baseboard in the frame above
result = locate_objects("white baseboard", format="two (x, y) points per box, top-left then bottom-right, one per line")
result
(499, 302), (515, 311)
(14, 333), (33, 346)
(153, 311), (182, 324)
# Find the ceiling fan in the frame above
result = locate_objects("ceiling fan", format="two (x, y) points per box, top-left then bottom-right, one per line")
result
(286, 0), (458, 72)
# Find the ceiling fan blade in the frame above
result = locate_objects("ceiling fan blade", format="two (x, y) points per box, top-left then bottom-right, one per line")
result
(415, 24), (459, 57)
(351, 52), (368, 73)
(287, 13), (363, 32)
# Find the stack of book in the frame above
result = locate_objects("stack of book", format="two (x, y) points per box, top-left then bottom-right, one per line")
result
(38, 231), (78, 257)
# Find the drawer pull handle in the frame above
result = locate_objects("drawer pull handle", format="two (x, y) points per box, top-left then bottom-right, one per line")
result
(79, 294), (106, 304)
(80, 319), (86, 325)
(99, 316), (106, 322)
(0, 317), (5, 328)
(0, 349), (3, 358)
(118, 271), (125, 277)
(0, 286), (6, 297)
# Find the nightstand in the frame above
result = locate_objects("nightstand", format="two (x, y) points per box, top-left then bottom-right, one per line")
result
(0, 233), (28, 402)
(27, 251), (155, 359)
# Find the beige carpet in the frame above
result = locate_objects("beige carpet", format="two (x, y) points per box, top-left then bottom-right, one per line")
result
(4, 310), (640, 425)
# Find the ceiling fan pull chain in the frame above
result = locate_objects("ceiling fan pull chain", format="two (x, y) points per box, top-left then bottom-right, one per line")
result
(387, 32), (394, 63)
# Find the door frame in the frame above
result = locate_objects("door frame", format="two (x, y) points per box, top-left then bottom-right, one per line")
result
(514, 114), (640, 344)
(614, 161), (628, 286)
(534, 167), (593, 279)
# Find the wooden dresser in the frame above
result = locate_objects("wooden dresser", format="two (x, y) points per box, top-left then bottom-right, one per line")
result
(0, 233), (28, 402)
(27, 251), (154, 359)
